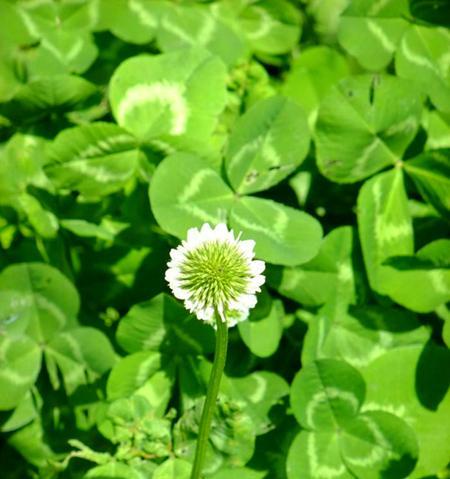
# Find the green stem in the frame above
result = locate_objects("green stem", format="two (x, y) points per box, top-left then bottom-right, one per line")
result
(190, 313), (228, 479)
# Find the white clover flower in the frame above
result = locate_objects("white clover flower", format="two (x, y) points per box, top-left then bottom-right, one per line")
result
(165, 223), (265, 327)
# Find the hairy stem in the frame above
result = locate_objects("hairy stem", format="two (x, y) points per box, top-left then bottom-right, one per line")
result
(190, 314), (228, 479)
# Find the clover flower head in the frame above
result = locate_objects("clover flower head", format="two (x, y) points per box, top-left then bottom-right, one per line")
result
(165, 223), (265, 327)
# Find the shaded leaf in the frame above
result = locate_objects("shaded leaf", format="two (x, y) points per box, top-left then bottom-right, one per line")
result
(0, 75), (99, 123)
(45, 327), (117, 394)
(404, 149), (450, 219)
(116, 293), (214, 355)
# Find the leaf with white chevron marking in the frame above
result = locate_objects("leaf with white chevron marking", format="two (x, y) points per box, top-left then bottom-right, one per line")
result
(229, 196), (322, 266)
(149, 153), (234, 239)
(338, 0), (409, 71)
(315, 74), (424, 183)
(157, 3), (247, 66)
(357, 168), (413, 295)
(287, 359), (418, 479)
(396, 25), (450, 113)
(109, 47), (227, 154)
(225, 96), (310, 195)
(0, 336), (41, 410)
(46, 122), (140, 198)
(382, 239), (450, 312)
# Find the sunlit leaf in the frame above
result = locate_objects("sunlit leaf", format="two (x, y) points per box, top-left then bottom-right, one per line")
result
(0, 336), (41, 410)
(360, 344), (450, 477)
(396, 25), (450, 112)
(109, 47), (227, 153)
(338, 0), (409, 71)
(238, 299), (283, 358)
(268, 226), (357, 306)
(157, 3), (247, 66)
(225, 96), (310, 194)
(315, 75), (423, 183)
(290, 358), (365, 430)
(282, 46), (349, 128)
(0, 263), (79, 342)
(150, 153), (234, 239)
(229, 196), (323, 265)
(45, 122), (140, 198)
(357, 168), (414, 295)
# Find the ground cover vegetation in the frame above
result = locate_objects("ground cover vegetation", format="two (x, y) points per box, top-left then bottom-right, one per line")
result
(0, 0), (449, 478)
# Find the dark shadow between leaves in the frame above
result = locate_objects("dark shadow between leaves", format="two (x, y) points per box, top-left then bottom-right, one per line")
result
(383, 255), (441, 271)
(348, 305), (421, 334)
(415, 340), (450, 411)
(379, 453), (417, 479)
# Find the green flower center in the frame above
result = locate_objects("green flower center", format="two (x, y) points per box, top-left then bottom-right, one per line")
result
(179, 240), (250, 308)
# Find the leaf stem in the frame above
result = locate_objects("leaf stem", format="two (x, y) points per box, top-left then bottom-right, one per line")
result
(190, 313), (228, 479)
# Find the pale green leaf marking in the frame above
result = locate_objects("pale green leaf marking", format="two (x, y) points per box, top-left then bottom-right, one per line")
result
(161, 10), (216, 45)
(117, 82), (189, 136)
(306, 387), (360, 429)
(129, 0), (157, 28)
(368, 20), (396, 52)
(150, 152), (234, 239)
(344, 416), (389, 467)
(230, 196), (322, 265)
(307, 434), (346, 478)
(246, 374), (267, 403)
(368, 0), (392, 15)
(400, 36), (439, 74)
(245, 7), (274, 39)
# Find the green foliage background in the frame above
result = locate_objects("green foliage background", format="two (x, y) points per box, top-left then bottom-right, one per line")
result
(0, 0), (449, 478)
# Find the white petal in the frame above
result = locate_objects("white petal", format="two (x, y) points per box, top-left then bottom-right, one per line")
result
(171, 245), (188, 263)
(172, 286), (191, 300)
(216, 302), (227, 322)
(227, 228), (236, 243)
(250, 260), (265, 275)
(226, 302), (238, 312)
(184, 299), (196, 312)
(251, 274), (266, 288)
(196, 306), (214, 321)
(238, 239), (256, 259)
(227, 317), (238, 327)
(170, 248), (184, 261)
(185, 226), (206, 251)
(227, 308), (249, 327)
(213, 223), (229, 241)
(186, 226), (200, 242)
(165, 267), (180, 282)
(200, 223), (214, 241)
(237, 293), (257, 309)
